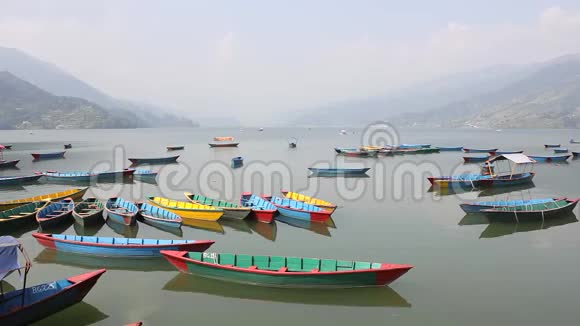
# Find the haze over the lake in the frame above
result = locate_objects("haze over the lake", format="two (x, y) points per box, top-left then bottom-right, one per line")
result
(1, 1), (580, 124)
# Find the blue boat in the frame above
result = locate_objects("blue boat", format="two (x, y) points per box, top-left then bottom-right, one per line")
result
(460, 198), (556, 213)
(240, 193), (277, 223)
(488, 150), (524, 155)
(231, 156), (243, 168)
(138, 202), (183, 229)
(308, 168), (370, 177)
(32, 233), (213, 257)
(554, 148), (569, 153)
(0, 236), (105, 325)
(528, 154), (571, 162)
(544, 144), (561, 148)
(36, 198), (74, 229)
(105, 197), (138, 226)
(573, 151), (579, 158)
(31, 151), (66, 160)
(128, 155), (179, 165)
(0, 175), (42, 186)
(266, 196), (331, 223)
(398, 144), (431, 149)
(435, 146), (463, 151)
(463, 155), (489, 163)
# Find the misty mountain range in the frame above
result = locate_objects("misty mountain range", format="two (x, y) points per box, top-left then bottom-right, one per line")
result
(299, 54), (580, 129)
(0, 47), (197, 129)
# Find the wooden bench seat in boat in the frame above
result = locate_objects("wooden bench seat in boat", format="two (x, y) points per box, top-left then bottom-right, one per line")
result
(51, 234), (194, 245)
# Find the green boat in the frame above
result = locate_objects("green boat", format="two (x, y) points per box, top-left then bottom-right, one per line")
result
(161, 251), (412, 288)
(183, 192), (251, 220)
(0, 201), (49, 228)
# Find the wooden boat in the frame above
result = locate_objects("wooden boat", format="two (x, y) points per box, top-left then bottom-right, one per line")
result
(231, 156), (243, 168)
(209, 142), (240, 147)
(0, 160), (19, 168)
(434, 146), (463, 151)
(38, 169), (135, 182)
(73, 198), (104, 226)
(36, 198), (74, 229)
(128, 155), (179, 165)
(527, 154), (571, 162)
(1, 144), (12, 149)
(214, 136), (234, 141)
(161, 251), (413, 288)
(463, 155), (490, 163)
(289, 137), (297, 148)
(32, 233), (213, 257)
(554, 148), (569, 153)
(0, 187), (88, 211)
(0, 268), (106, 325)
(463, 148), (498, 153)
(479, 198), (579, 220)
(460, 198), (557, 213)
(138, 202), (183, 229)
(146, 196), (223, 221)
(397, 144), (430, 149)
(337, 149), (378, 157)
(240, 193), (277, 223)
(281, 190), (337, 213)
(105, 197), (138, 226)
(308, 168), (370, 177)
(134, 169), (158, 177)
(167, 145), (185, 151)
(64, 144), (72, 149)
(266, 196), (332, 223)
(573, 151), (580, 158)
(0, 175), (42, 186)
(0, 202), (49, 228)
(488, 150), (523, 155)
(31, 151), (66, 160)
(429, 154), (536, 188)
(571, 139), (580, 144)
(544, 144), (561, 148)
(184, 192), (251, 220)
(392, 148), (440, 155)
(334, 147), (358, 153)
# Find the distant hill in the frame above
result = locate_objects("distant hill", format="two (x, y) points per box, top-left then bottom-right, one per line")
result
(0, 71), (133, 129)
(295, 54), (580, 129)
(0, 47), (197, 128)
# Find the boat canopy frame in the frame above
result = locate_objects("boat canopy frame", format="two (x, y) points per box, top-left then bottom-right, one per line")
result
(484, 154), (536, 179)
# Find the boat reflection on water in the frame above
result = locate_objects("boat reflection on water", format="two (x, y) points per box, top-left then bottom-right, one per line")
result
(136, 217), (183, 237)
(219, 218), (252, 234)
(247, 219), (277, 241)
(106, 219), (139, 238)
(459, 212), (578, 239)
(0, 219), (38, 236)
(30, 301), (108, 326)
(163, 273), (411, 308)
(428, 183), (535, 197)
(39, 218), (74, 234)
(275, 215), (332, 237)
(182, 218), (224, 234)
(73, 218), (105, 236)
(34, 249), (175, 272)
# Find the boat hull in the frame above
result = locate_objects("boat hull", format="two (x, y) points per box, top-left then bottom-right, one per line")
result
(308, 168), (370, 177)
(463, 156), (489, 163)
(0, 160), (19, 168)
(33, 233), (213, 257)
(31, 152), (66, 160)
(0, 175), (42, 186)
(460, 198), (556, 213)
(147, 200), (223, 222)
(106, 211), (136, 226)
(528, 155), (570, 162)
(573, 151), (579, 158)
(128, 156), (179, 165)
(429, 173), (534, 188)
(435, 146), (463, 151)
(222, 207), (251, 220)
(0, 188), (87, 212)
(0, 269), (105, 325)
(544, 144), (561, 148)
(463, 148), (498, 153)
(481, 199), (579, 219)
(161, 251), (412, 288)
(209, 143), (239, 147)
(249, 209), (276, 223)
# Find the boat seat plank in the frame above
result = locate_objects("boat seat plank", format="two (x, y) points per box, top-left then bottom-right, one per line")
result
(287, 257), (303, 272)
(189, 252), (203, 261)
(336, 260), (354, 271)
(235, 254), (253, 268)
(253, 255), (269, 270)
(219, 253), (236, 265)
(9, 215), (23, 218)
(354, 261), (372, 270)
(269, 256), (286, 270)
(98, 237), (114, 244)
(302, 258), (320, 271)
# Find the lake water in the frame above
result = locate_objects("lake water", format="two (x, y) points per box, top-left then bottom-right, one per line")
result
(0, 127), (579, 326)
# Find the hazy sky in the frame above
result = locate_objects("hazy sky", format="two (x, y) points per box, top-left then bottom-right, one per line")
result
(1, 1), (580, 123)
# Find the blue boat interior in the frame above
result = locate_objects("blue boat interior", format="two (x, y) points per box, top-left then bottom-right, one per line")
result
(38, 201), (73, 218)
(241, 194), (276, 210)
(140, 203), (181, 220)
(270, 196), (322, 212)
(52, 234), (195, 245)
(0, 279), (72, 315)
(471, 198), (554, 206)
(107, 198), (138, 214)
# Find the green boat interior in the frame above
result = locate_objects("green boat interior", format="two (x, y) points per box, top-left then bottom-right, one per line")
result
(0, 202), (44, 220)
(187, 252), (382, 272)
(495, 200), (570, 212)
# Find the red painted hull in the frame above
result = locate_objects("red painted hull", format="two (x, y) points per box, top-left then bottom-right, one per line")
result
(250, 209), (276, 223)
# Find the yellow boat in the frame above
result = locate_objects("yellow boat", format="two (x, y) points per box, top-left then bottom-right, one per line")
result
(280, 190), (337, 213)
(146, 196), (223, 221)
(0, 187), (89, 212)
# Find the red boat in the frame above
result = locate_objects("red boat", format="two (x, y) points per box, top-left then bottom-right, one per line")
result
(240, 193), (277, 223)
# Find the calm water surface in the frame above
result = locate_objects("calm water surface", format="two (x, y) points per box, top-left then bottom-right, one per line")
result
(0, 127), (579, 325)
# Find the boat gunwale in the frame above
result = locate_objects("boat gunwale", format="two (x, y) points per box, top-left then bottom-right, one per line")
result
(33, 233), (214, 249)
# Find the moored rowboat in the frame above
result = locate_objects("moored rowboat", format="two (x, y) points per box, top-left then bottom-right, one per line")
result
(544, 144), (561, 148)
(0, 202), (49, 228)
(0, 269), (106, 325)
(527, 154), (571, 162)
(554, 148), (569, 153)
(434, 146), (463, 151)
(266, 196), (332, 223)
(138, 202), (183, 229)
(128, 155), (179, 165)
(460, 198), (557, 213)
(36, 198), (74, 229)
(105, 197), (138, 226)
(0, 187), (88, 211)
(479, 198), (579, 220)
(161, 251), (413, 288)
(31, 151), (66, 160)
(147, 196), (223, 221)
(184, 192), (251, 220)
(73, 198), (104, 226)
(240, 193), (277, 223)
(488, 150), (523, 155)
(281, 190), (337, 213)
(32, 233), (213, 257)
(0, 175), (42, 186)
(463, 148), (498, 153)
(308, 168), (370, 177)
(0, 160), (19, 169)
(167, 145), (185, 151)
(463, 156), (490, 163)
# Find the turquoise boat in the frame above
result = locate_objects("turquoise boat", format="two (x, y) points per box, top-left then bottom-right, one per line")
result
(161, 251), (412, 288)
(105, 197), (138, 226)
(138, 202), (183, 229)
